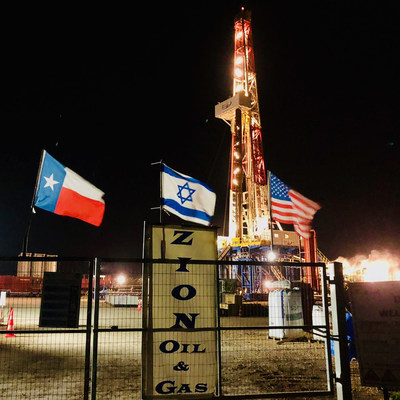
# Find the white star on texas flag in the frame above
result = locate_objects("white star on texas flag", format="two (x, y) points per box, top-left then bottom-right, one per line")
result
(43, 173), (59, 191)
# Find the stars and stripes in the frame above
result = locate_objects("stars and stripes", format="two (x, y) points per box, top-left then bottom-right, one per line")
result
(270, 172), (321, 239)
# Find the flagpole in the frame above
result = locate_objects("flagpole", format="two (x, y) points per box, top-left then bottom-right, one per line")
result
(159, 161), (163, 224)
(23, 149), (46, 256)
(267, 170), (274, 253)
(150, 160), (163, 224)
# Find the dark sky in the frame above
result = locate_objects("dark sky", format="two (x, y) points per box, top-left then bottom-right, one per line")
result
(1, 1), (400, 261)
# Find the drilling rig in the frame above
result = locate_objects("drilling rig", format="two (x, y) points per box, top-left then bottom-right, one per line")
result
(215, 8), (270, 244)
(215, 9), (324, 295)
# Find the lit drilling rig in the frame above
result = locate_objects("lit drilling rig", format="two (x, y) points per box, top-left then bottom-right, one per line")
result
(215, 9), (325, 293)
(215, 8), (271, 244)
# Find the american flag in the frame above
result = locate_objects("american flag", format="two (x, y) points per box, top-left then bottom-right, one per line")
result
(270, 172), (321, 239)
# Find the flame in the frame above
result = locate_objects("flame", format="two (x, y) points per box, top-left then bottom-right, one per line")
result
(362, 259), (390, 282)
(336, 250), (400, 282)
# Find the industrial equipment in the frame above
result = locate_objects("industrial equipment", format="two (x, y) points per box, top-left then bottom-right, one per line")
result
(215, 9), (326, 295)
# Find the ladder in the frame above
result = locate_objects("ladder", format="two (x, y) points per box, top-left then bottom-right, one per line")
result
(317, 249), (330, 264)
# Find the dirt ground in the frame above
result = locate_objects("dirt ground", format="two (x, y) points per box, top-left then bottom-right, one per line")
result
(0, 298), (383, 400)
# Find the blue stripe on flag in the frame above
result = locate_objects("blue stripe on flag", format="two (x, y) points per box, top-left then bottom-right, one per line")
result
(162, 198), (212, 224)
(162, 164), (214, 193)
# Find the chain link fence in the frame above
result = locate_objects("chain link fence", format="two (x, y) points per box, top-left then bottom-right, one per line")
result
(0, 257), (93, 399)
(0, 256), (383, 399)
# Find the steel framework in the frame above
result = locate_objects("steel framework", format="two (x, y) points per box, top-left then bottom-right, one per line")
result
(216, 9), (270, 242)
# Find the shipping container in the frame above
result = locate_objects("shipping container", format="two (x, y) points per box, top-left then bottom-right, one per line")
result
(0, 276), (42, 296)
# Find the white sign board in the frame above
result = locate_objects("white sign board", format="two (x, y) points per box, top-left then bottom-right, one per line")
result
(349, 281), (400, 389)
(143, 224), (218, 397)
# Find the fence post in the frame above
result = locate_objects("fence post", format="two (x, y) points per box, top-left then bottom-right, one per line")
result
(84, 258), (94, 400)
(216, 261), (222, 397)
(321, 263), (334, 393)
(330, 262), (352, 400)
(91, 257), (100, 400)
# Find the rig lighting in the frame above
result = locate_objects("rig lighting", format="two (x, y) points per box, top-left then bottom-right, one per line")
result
(235, 68), (243, 78)
(116, 274), (126, 285)
(235, 56), (243, 65)
(267, 251), (276, 262)
(264, 280), (272, 290)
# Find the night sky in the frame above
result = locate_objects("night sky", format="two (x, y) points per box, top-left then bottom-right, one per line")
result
(1, 1), (400, 262)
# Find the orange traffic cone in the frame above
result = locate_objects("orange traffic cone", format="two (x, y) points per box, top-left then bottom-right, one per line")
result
(137, 298), (142, 312)
(5, 307), (15, 338)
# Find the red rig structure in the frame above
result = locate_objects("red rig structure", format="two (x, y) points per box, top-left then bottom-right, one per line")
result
(215, 9), (327, 294)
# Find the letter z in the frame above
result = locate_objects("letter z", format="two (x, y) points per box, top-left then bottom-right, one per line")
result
(171, 231), (194, 246)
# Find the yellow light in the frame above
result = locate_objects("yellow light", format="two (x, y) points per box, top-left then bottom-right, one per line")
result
(236, 31), (243, 40)
(264, 280), (272, 289)
(235, 68), (243, 78)
(234, 167), (240, 174)
(234, 151), (240, 159)
(117, 274), (126, 285)
(235, 84), (243, 92)
(235, 56), (243, 65)
(267, 251), (276, 262)
(233, 178), (238, 185)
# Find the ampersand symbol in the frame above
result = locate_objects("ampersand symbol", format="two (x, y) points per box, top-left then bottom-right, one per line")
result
(173, 361), (189, 371)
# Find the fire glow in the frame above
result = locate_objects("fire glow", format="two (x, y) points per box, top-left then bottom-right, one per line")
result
(337, 250), (400, 282)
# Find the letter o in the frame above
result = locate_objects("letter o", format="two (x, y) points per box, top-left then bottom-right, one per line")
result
(159, 340), (180, 353)
(171, 285), (196, 301)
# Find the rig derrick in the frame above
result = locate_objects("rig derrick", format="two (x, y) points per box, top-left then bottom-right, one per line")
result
(215, 9), (325, 297)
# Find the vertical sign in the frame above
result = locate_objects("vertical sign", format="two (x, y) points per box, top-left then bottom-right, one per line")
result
(349, 281), (400, 389)
(143, 224), (218, 397)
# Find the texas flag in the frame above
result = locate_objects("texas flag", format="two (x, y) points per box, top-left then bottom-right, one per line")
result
(34, 151), (105, 226)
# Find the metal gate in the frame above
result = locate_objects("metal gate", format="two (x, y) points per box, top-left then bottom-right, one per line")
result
(215, 260), (333, 399)
(0, 256), (94, 399)
(0, 256), (336, 399)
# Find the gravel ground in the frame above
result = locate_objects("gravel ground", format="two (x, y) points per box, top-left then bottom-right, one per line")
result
(0, 298), (382, 400)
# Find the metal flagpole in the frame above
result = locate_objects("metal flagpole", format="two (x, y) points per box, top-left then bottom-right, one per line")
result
(23, 149), (46, 256)
(150, 160), (163, 224)
(267, 170), (274, 252)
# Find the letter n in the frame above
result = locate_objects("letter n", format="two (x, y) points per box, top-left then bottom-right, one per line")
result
(170, 313), (199, 329)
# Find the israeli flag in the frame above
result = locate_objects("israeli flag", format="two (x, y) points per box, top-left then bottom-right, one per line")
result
(161, 164), (216, 226)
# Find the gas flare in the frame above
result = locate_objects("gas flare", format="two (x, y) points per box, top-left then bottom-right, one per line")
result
(336, 250), (400, 282)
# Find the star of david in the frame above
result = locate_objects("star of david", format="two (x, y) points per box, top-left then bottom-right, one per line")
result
(177, 182), (196, 204)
